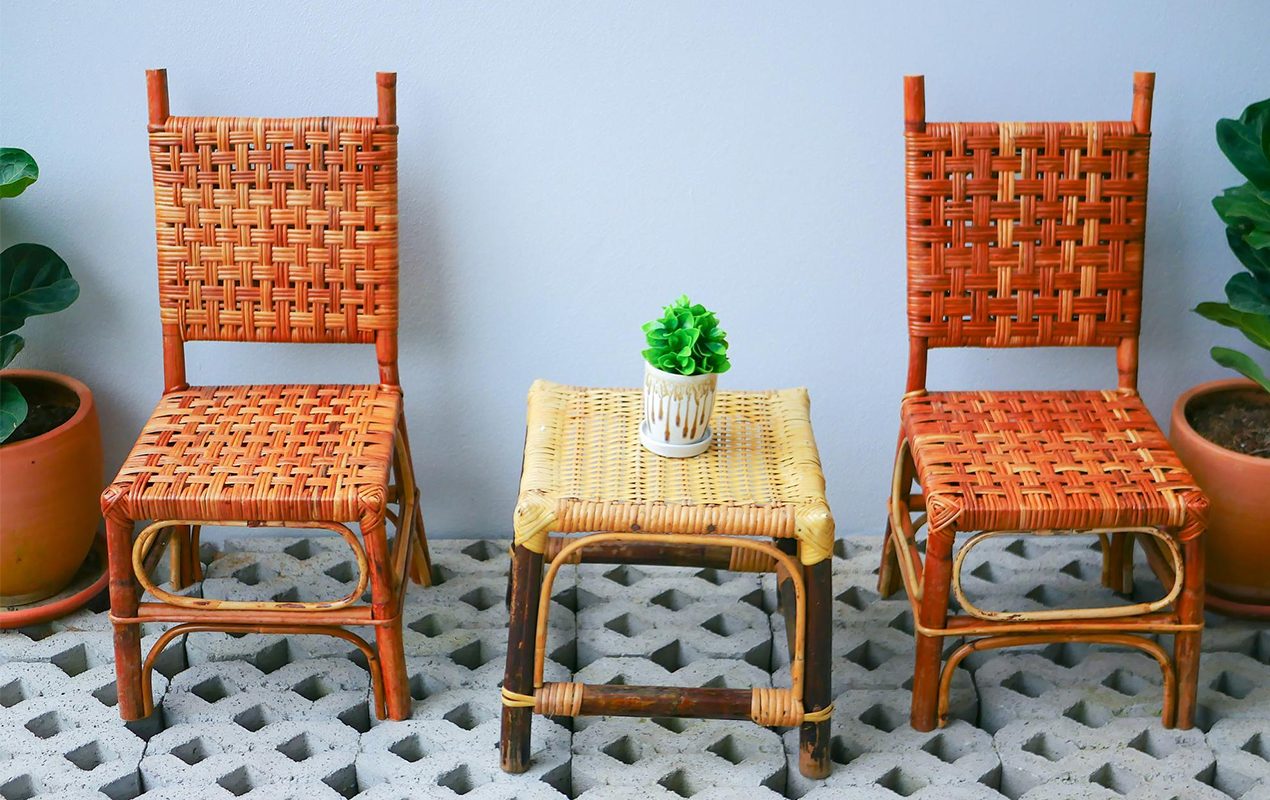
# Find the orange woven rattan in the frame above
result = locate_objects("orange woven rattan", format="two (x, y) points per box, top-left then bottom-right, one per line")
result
(102, 70), (428, 726)
(880, 73), (1206, 736)
(103, 385), (399, 524)
(906, 122), (1150, 348)
(149, 116), (398, 344)
(902, 390), (1203, 537)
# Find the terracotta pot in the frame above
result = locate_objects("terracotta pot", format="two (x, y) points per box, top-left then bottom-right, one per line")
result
(1170, 378), (1270, 609)
(0, 370), (102, 605)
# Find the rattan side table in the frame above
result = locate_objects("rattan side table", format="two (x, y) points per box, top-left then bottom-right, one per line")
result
(500, 380), (835, 779)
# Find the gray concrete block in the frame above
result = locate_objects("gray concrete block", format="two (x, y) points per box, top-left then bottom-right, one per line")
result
(782, 691), (998, 798)
(140, 721), (358, 795)
(358, 746), (570, 797)
(135, 782), (350, 800)
(994, 716), (1214, 799)
(578, 563), (767, 612)
(973, 649), (1167, 733)
(0, 689), (147, 800)
(161, 657), (371, 727)
(572, 750), (787, 796)
(577, 600), (772, 664)
(800, 784), (1008, 800)
(1205, 717), (1270, 798)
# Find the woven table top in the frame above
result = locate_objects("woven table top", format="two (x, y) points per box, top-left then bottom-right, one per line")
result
(513, 380), (834, 564)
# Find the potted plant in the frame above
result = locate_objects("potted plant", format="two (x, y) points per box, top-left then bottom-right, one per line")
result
(0, 147), (102, 607)
(639, 295), (730, 457)
(1171, 98), (1270, 616)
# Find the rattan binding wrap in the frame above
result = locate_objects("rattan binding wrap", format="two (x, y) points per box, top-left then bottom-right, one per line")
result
(906, 121), (1150, 348)
(534, 682), (585, 717)
(900, 390), (1205, 537)
(514, 381), (834, 564)
(149, 116), (398, 343)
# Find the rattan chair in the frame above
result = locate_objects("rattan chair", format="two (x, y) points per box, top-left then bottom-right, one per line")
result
(101, 70), (432, 722)
(878, 72), (1207, 732)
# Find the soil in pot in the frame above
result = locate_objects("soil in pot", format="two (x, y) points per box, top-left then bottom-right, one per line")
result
(1185, 387), (1270, 459)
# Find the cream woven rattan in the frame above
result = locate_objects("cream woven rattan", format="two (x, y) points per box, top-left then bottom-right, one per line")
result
(501, 380), (835, 779)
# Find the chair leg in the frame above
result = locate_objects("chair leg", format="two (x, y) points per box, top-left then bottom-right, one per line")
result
(799, 558), (833, 779)
(911, 529), (954, 731)
(409, 505), (433, 587)
(878, 515), (902, 598)
(168, 524), (197, 591)
(105, 516), (146, 720)
(363, 517), (411, 720)
(1173, 536), (1205, 729)
(501, 544), (544, 773)
(1102, 532), (1134, 594)
(375, 615), (411, 720)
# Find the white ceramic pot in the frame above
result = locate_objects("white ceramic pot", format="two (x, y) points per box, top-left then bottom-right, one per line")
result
(640, 361), (717, 457)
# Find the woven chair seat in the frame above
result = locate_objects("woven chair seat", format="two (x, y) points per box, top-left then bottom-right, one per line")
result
(513, 380), (834, 563)
(901, 390), (1203, 536)
(103, 384), (400, 524)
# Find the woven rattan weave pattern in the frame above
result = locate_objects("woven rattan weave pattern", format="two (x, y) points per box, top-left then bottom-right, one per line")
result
(102, 384), (400, 524)
(906, 121), (1150, 348)
(149, 116), (398, 343)
(901, 390), (1203, 536)
(513, 380), (834, 563)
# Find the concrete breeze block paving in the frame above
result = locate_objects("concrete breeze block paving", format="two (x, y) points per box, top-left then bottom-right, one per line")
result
(2, 536), (1267, 798)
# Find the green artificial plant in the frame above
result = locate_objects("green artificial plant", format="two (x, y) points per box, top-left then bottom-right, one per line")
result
(0, 148), (79, 442)
(1196, 98), (1270, 393)
(641, 295), (730, 376)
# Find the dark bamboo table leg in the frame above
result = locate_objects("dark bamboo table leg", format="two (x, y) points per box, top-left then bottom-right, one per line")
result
(105, 515), (146, 720)
(800, 558), (832, 779)
(911, 528), (954, 732)
(502, 544), (544, 772)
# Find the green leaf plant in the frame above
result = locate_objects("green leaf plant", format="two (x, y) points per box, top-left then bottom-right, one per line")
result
(641, 294), (731, 376)
(1197, 99), (1270, 393)
(0, 148), (79, 442)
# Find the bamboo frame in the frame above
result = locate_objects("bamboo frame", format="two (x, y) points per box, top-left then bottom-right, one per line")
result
(878, 72), (1208, 733)
(951, 527), (1183, 622)
(132, 520), (370, 611)
(531, 532), (808, 697)
(101, 70), (433, 724)
(936, 633), (1176, 728)
(139, 622), (387, 719)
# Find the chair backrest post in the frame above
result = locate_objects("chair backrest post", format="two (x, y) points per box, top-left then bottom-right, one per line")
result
(377, 72), (397, 126)
(148, 68), (189, 392)
(146, 69), (169, 128)
(1118, 71), (1155, 393)
(903, 75), (929, 393)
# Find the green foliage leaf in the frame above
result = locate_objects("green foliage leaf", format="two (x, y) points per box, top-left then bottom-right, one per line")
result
(1227, 272), (1270, 315)
(0, 148), (38, 199)
(0, 243), (78, 336)
(1213, 183), (1270, 250)
(1227, 227), (1270, 284)
(1216, 98), (1270, 191)
(1212, 346), (1270, 394)
(0, 333), (23, 369)
(0, 379), (27, 443)
(1195, 302), (1270, 351)
(641, 294), (731, 375)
